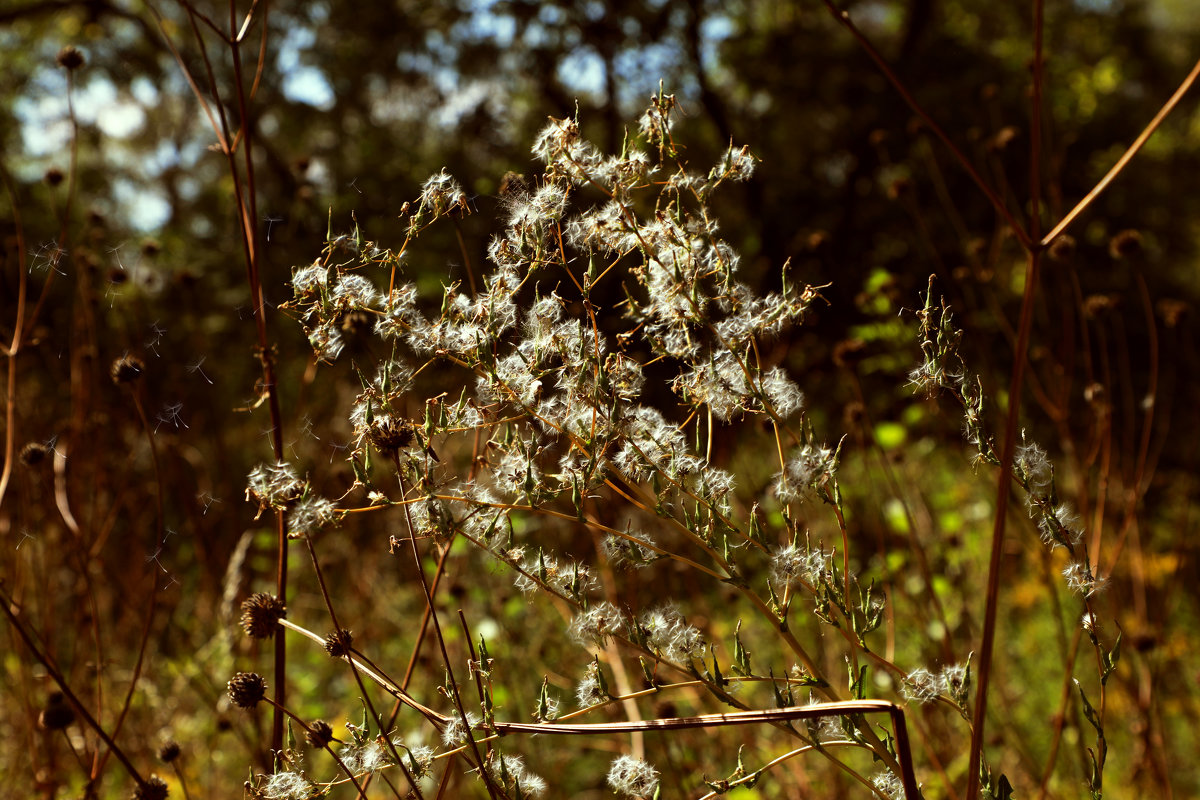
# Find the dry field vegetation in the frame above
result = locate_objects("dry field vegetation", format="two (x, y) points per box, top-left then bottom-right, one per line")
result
(3, 1), (1198, 798)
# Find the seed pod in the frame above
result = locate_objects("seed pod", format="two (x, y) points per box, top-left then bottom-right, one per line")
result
(323, 628), (354, 658)
(111, 355), (146, 385)
(306, 720), (335, 749)
(38, 692), (75, 730)
(239, 593), (286, 639)
(131, 775), (169, 800)
(157, 741), (181, 763)
(227, 672), (267, 709)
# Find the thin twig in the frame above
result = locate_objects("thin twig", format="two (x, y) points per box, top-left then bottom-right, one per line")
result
(968, 2), (1047, 796)
(1041, 56), (1200, 247)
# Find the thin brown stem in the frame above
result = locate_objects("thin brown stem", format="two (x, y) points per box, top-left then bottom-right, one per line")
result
(298, 533), (416, 796)
(1042, 56), (1200, 247)
(967, 0), (1046, 792)
(968, 245), (1043, 798)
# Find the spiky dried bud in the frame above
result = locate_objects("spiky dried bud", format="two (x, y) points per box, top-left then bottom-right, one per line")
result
(56, 46), (84, 70)
(305, 720), (335, 748)
(20, 442), (50, 467)
(367, 417), (414, 455)
(38, 692), (75, 730)
(157, 741), (181, 763)
(132, 775), (169, 800)
(323, 628), (354, 658)
(1109, 229), (1143, 260)
(227, 672), (267, 709)
(111, 355), (145, 385)
(1047, 234), (1076, 263)
(239, 592), (286, 639)
(44, 167), (64, 186)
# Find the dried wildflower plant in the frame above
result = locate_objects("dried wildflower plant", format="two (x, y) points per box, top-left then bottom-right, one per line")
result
(232, 93), (1137, 800)
(248, 81), (1133, 796)
(912, 280), (1109, 599)
(244, 95), (942, 798)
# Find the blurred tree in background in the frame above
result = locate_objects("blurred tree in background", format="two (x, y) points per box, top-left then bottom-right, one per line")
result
(2, 0), (1198, 796)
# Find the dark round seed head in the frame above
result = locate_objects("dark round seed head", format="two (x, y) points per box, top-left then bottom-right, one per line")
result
(239, 592), (286, 639)
(323, 628), (354, 658)
(111, 355), (145, 385)
(20, 442), (50, 467)
(1048, 234), (1076, 263)
(1109, 229), (1143, 260)
(227, 672), (267, 709)
(157, 741), (181, 763)
(132, 775), (169, 800)
(368, 417), (414, 454)
(56, 46), (85, 70)
(38, 692), (75, 730)
(306, 719), (335, 748)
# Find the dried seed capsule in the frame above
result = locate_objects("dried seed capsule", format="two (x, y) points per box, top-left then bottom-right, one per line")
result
(38, 692), (75, 730)
(111, 355), (146, 385)
(323, 628), (354, 658)
(367, 417), (414, 455)
(157, 741), (181, 763)
(20, 442), (50, 467)
(56, 46), (85, 70)
(227, 672), (267, 709)
(239, 593), (286, 639)
(306, 720), (334, 748)
(132, 775), (169, 800)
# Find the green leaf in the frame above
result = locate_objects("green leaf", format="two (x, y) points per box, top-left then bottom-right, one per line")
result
(770, 668), (793, 708)
(732, 620), (752, 677)
(848, 660), (868, 700)
(1101, 630), (1122, 685)
(1074, 679), (1102, 734)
